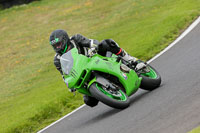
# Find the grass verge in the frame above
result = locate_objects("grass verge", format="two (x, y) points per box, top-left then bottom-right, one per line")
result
(189, 126), (200, 133)
(0, 0), (200, 132)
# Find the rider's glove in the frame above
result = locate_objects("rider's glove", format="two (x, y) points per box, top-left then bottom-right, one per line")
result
(90, 39), (98, 50)
(88, 39), (98, 57)
(88, 47), (97, 57)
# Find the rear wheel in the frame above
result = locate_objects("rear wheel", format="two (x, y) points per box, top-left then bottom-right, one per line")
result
(140, 65), (161, 91)
(89, 83), (130, 109)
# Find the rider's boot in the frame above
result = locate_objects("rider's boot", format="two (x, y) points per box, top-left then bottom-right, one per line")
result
(120, 49), (146, 71)
(121, 49), (138, 63)
(83, 95), (99, 107)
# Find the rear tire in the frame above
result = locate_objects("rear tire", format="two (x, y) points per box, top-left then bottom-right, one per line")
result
(89, 83), (130, 109)
(140, 65), (161, 91)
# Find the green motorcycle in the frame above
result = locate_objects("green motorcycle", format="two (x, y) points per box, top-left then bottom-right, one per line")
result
(60, 48), (161, 109)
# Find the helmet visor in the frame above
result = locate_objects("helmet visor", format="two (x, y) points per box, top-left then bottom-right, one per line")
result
(53, 42), (62, 49)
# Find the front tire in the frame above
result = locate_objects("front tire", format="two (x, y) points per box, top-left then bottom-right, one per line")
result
(140, 65), (161, 91)
(89, 83), (130, 109)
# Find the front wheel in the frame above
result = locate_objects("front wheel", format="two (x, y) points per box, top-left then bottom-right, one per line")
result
(89, 83), (130, 109)
(139, 65), (161, 91)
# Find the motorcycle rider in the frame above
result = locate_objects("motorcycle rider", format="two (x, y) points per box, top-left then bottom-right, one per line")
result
(49, 29), (146, 107)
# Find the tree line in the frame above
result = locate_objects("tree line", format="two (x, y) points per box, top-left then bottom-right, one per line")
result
(0, 0), (40, 9)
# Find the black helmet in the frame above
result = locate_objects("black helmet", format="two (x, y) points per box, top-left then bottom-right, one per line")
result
(49, 29), (70, 54)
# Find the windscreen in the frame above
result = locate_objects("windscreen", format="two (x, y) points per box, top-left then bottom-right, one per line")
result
(60, 51), (74, 75)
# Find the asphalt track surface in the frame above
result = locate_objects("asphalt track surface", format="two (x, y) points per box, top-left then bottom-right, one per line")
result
(40, 20), (200, 133)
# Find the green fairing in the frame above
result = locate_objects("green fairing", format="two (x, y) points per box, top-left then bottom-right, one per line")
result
(63, 48), (142, 96)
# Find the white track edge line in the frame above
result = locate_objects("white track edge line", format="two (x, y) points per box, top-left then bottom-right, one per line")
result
(37, 104), (86, 133)
(38, 16), (200, 133)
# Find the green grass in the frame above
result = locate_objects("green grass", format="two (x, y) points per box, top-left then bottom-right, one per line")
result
(189, 126), (200, 133)
(0, 0), (200, 132)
